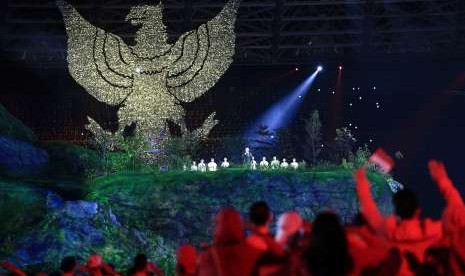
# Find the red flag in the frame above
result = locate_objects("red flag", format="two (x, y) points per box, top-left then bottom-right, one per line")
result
(369, 148), (395, 173)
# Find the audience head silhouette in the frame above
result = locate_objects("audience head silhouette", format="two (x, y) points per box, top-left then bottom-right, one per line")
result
(304, 212), (353, 276)
(249, 201), (271, 226)
(393, 188), (419, 219)
(60, 256), (77, 274)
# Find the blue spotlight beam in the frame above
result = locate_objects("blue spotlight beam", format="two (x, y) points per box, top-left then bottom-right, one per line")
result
(245, 68), (321, 142)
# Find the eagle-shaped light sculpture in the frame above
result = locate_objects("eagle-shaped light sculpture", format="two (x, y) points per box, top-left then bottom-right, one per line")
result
(57, 0), (240, 157)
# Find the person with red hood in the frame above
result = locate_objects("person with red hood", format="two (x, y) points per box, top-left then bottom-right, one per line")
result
(354, 159), (465, 276)
(197, 207), (263, 276)
(79, 254), (122, 276)
(176, 244), (198, 276)
(80, 254), (103, 276)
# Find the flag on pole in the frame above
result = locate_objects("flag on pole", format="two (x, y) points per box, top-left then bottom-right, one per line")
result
(369, 148), (395, 174)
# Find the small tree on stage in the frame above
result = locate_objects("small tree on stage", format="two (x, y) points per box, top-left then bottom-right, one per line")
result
(303, 110), (322, 164)
(333, 127), (356, 162)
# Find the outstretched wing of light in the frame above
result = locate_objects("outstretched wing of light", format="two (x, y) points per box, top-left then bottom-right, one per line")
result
(166, 0), (240, 103)
(58, 1), (136, 106)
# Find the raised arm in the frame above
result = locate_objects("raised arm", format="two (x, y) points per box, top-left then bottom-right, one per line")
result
(428, 160), (464, 208)
(428, 160), (465, 233)
(354, 168), (386, 232)
(0, 262), (27, 276)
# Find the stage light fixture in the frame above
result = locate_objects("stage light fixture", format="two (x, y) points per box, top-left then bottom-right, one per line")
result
(338, 65), (343, 70)
(317, 65), (323, 72)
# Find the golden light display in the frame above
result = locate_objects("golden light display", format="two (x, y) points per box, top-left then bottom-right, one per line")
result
(57, 0), (240, 156)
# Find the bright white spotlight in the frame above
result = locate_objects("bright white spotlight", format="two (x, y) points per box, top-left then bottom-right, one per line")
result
(317, 65), (323, 72)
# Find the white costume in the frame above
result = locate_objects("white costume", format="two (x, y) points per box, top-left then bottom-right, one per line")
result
(198, 159), (207, 172)
(190, 161), (198, 172)
(270, 156), (280, 170)
(281, 159), (289, 169)
(259, 157), (269, 170)
(290, 158), (299, 170)
(208, 158), (217, 172)
(250, 157), (257, 170)
(221, 157), (230, 168)
(243, 147), (254, 166)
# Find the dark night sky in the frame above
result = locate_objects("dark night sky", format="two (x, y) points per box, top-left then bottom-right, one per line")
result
(1, 1), (465, 218)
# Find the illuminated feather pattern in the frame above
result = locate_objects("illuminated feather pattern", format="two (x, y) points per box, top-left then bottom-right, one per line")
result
(57, 0), (240, 156)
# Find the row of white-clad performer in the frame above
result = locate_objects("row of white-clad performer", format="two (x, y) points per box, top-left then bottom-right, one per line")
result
(188, 147), (303, 172)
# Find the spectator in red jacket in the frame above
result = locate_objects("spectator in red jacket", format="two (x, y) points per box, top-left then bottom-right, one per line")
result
(246, 201), (285, 257)
(176, 244), (198, 276)
(354, 160), (465, 275)
(79, 254), (122, 276)
(428, 160), (465, 275)
(197, 207), (262, 276)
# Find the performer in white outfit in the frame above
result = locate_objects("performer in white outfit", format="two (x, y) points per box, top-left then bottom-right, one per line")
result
(243, 147), (254, 166)
(271, 156), (280, 170)
(190, 161), (198, 172)
(208, 158), (218, 172)
(290, 158), (299, 170)
(250, 156), (257, 170)
(259, 157), (269, 170)
(281, 158), (289, 169)
(221, 157), (230, 168)
(198, 159), (207, 172)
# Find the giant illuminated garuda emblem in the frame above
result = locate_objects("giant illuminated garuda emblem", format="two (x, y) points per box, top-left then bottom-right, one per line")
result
(57, 0), (240, 153)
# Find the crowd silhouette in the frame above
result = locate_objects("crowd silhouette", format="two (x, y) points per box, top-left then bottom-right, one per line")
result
(1, 160), (464, 276)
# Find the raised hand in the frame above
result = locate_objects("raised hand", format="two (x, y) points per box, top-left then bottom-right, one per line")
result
(428, 160), (449, 182)
(355, 167), (368, 183)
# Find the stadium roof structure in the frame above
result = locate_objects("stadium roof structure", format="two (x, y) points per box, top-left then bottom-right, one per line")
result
(2, 0), (465, 67)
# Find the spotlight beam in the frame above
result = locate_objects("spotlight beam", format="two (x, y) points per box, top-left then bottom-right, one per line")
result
(245, 67), (321, 143)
